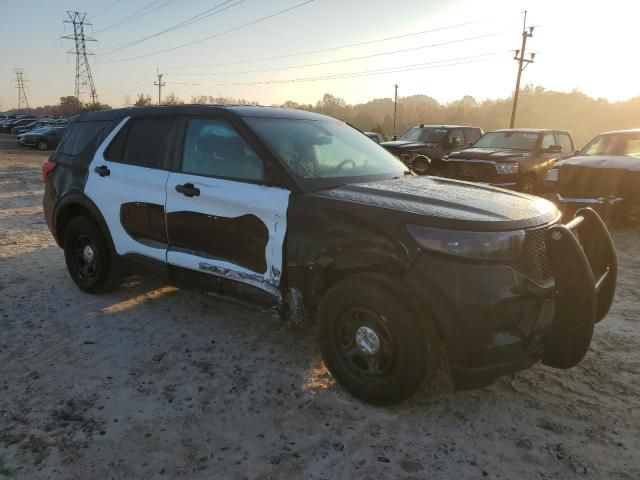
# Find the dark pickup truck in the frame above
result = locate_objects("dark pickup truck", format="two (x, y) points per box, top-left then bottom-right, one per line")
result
(443, 129), (576, 194)
(380, 125), (483, 174)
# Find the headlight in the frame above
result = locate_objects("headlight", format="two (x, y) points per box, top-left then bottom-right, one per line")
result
(495, 163), (519, 175)
(546, 168), (559, 182)
(407, 224), (525, 260)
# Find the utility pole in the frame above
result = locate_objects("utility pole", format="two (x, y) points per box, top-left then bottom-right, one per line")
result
(62, 11), (99, 105)
(393, 84), (398, 139)
(14, 69), (30, 112)
(154, 69), (165, 105)
(509, 11), (535, 128)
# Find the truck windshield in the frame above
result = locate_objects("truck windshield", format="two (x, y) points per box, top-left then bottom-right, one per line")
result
(400, 127), (448, 143)
(581, 133), (640, 157)
(473, 131), (538, 151)
(246, 117), (407, 189)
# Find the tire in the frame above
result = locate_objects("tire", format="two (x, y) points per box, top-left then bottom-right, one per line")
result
(37, 140), (49, 151)
(63, 216), (121, 294)
(519, 174), (537, 195)
(316, 273), (436, 405)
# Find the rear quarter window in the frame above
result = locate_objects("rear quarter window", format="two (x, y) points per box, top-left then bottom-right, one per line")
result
(58, 120), (111, 155)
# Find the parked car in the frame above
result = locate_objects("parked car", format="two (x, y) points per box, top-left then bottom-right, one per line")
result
(544, 129), (640, 219)
(381, 125), (483, 174)
(443, 129), (576, 194)
(364, 131), (384, 144)
(19, 126), (66, 150)
(12, 120), (54, 135)
(43, 106), (616, 405)
(1, 117), (37, 133)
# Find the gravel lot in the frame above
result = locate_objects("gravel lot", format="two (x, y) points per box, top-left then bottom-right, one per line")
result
(1, 133), (639, 479)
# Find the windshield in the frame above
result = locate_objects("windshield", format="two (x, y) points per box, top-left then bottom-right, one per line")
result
(581, 133), (640, 157)
(473, 131), (539, 151)
(400, 127), (448, 143)
(246, 117), (407, 189)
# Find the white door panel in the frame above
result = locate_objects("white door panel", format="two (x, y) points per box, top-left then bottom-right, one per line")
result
(84, 117), (169, 262)
(165, 172), (289, 296)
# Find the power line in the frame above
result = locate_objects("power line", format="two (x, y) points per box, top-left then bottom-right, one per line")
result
(165, 31), (507, 77)
(94, 0), (174, 35)
(91, 0), (122, 19)
(100, 0), (244, 53)
(99, 0), (316, 63)
(162, 19), (486, 70)
(62, 11), (99, 104)
(163, 52), (505, 87)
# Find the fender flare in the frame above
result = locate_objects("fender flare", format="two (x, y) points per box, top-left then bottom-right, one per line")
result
(53, 191), (117, 255)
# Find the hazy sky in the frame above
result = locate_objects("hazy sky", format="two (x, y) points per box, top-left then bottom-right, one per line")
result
(0, 0), (637, 109)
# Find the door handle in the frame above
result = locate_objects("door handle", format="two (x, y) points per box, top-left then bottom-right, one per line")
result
(94, 165), (110, 177)
(175, 183), (200, 197)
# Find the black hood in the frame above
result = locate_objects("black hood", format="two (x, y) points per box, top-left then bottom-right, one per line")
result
(556, 155), (640, 172)
(448, 147), (530, 162)
(319, 176), (558, 231)
(380, 140), (439, 150)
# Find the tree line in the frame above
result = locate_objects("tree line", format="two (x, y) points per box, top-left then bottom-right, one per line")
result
(11, 85), (639, 147)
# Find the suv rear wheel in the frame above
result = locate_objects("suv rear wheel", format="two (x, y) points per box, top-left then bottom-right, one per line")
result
(63, 216), (121, 293)
(316, 273), (436, 405)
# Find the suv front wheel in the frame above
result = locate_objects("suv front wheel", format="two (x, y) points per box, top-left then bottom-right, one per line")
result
(316, 273), (437, 405)
(63, 216), (121, 293)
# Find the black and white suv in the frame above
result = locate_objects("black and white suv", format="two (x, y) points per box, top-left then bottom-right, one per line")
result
(43, 105), (617, 405)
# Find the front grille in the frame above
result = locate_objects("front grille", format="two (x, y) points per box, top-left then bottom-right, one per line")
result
(446, 161), (496, 182)
(512, 228), (554, 287)
(559, 165), (627, 197)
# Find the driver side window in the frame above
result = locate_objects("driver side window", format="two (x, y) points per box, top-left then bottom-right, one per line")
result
(541, 133), (555, 150)
(181, 118), (264, 182)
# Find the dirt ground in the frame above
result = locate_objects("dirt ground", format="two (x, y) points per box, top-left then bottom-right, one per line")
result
(0, 132), (639, 480)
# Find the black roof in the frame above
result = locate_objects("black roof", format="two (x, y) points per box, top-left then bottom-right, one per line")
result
(413, 124), (479, 129)
(73, 104), (329, 122)
(491, 128), (571, 134)
(599, 128), (640, 135)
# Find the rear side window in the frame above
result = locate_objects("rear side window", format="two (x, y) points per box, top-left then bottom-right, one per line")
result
(106, 117), (176, 169)
(556, 133), (573, 153)
(58, 121), (110, 155)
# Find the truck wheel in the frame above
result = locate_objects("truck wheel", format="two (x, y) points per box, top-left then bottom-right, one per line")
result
(520, 174), (537, 194)
(63, 216), (121, 294)
(316, 273), (435, 405)
(37, 140), (49, 151)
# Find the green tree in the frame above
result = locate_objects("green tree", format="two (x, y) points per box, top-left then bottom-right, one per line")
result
(134, 93), (153, 107)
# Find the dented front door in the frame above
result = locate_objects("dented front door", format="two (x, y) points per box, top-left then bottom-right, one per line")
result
(165, 117), (290, 296)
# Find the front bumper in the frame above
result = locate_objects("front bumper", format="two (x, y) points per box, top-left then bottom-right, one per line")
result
(404, 208), (617, 389)
(543, 192), (631, 219)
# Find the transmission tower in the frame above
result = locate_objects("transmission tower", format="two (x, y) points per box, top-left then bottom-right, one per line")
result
(62, 11), (99, 105)
(14, 69), (30, 112)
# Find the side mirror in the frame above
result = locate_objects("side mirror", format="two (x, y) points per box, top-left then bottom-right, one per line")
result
(392, 135), (397, 141)
(411, 155), (430, 174)
(545, 145), (562, 154)
(450, 136), (462, 147)
(574, 149), (580, 155)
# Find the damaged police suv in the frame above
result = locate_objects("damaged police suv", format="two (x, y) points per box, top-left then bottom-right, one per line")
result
(43, 106), (617, 405)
